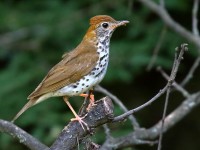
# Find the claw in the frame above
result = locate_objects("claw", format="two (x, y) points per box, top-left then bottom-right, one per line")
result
(71, 114), (89, 131)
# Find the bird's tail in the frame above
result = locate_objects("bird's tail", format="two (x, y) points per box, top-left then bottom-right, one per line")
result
(11, 99), (36, 123)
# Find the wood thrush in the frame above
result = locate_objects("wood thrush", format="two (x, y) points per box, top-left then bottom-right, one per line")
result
(12, 15), (129, 129)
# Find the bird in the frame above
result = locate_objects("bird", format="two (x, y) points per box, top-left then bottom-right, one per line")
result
(12, 15), (129, 129)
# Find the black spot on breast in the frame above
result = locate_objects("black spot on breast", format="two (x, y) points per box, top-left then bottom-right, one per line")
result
(86, 79), (89, 81)
(86, 85), (89, 87)
(95, 68), (105, 77)
(72, 85), (77, 88)
(82, 83), (85, 86)
(100, 55), (106, 62)
(101, 40), (106, 45)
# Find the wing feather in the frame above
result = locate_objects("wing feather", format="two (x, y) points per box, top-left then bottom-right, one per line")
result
(28, 42), (98, 99)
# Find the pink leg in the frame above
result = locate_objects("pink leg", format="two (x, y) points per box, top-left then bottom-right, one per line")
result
(80, 91), (96, 111)
(63, 97), (89, 130)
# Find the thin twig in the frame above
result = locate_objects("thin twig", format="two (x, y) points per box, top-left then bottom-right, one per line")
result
(157, 86), (171, 150)
(157, 47), (182, 150)
(180, 56), (200, 87)
(157, 67), (191, 98)
(95, 85), (140, 129)
(103, 124), (112, 139)
(192, 0), (199, 36)
(113, 43), (188, 122)
(77, 137), (80, 150)
(112, 84), (168, 122)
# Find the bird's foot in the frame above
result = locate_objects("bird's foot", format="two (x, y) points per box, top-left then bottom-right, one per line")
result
(63, 96), (89, 131)
(86, 99), (97, 112)
(71, 114), (89, 131)
(80, 93), (96, 111)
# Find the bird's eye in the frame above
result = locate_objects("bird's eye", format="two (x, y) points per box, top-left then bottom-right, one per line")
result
(102, 23), (109, 28)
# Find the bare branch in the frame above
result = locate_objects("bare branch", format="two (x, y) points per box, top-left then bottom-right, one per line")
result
(95, 85), (140, 128)
(0, 120), (48, 150)
(112, 84), (168, 122)
(137, 92), (200, 140)
(157, 82), (171, 150)
(138, 0), (200, 50)
(157, 45), (182, 150)
(181, 56), (200, 87)
(101, 92), (200, 149)
(157, 67), (191, 98)
(113, 44), (188, 122)
(192, 0), (199, 36)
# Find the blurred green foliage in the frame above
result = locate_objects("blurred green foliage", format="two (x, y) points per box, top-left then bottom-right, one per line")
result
(0, 0), (199, 150)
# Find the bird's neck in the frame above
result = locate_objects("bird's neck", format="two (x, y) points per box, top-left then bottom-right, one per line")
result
(83, 26), (113, 57)
(83, 26), (97, 44)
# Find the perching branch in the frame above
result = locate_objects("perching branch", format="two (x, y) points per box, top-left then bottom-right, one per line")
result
(50, 97), (114, 150)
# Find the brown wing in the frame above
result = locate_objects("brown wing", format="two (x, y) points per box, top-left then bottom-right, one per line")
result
(28, 41), (98, 99)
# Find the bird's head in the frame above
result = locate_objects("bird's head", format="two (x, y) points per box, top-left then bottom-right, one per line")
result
(84, 15), (129, 43)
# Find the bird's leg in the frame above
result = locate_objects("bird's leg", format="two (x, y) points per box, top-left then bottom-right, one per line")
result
(63, 96), (89, 131)
(87, 89), (96, 111)
(80, 89), (96, 111)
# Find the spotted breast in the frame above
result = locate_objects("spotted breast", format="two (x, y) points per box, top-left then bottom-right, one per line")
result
(57, 30), (111, 96)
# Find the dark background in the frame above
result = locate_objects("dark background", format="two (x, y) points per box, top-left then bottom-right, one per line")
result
(0, 0), (200, 149)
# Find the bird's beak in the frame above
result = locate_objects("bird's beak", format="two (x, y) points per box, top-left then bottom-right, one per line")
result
(112, 20), (129, 29)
